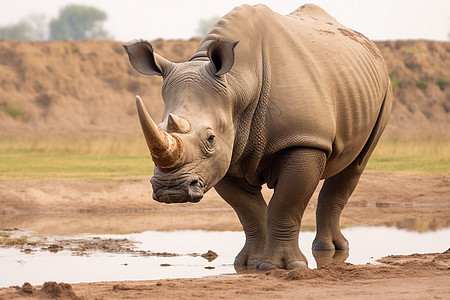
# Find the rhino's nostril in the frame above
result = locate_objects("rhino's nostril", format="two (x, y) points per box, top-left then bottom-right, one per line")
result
(188, 178), (203, 203)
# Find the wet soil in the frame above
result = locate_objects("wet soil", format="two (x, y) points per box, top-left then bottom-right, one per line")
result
(1, 229), (217, 260)
(1, 250), (448, 299)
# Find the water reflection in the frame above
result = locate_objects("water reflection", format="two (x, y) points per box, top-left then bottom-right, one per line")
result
(384, 216), (449, 232)
(312, 249), (349, 268)
(1, 226), (449, 288)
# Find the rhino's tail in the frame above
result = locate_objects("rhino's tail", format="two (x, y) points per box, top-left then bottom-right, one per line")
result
(357, 84), (394, 167)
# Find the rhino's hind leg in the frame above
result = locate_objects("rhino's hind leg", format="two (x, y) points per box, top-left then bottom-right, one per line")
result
(312, 160), (364, 251)
(214, 175), (267, 269)
(313, 90), (392, 251)
(257, 148), (326, 270)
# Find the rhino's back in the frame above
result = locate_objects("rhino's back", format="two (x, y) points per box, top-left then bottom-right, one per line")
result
(260, 4), (390, 176)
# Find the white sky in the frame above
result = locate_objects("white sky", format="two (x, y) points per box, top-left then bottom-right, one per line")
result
(0, 0), (449, 42)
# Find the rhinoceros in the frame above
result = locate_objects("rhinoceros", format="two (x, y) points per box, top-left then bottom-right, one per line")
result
(124, 3), (393, 270)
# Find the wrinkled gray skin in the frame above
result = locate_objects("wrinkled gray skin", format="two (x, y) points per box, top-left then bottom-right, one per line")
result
(124, 4), (393, 270)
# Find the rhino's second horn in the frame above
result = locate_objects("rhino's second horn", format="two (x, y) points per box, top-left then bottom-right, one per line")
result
(167, 113), (191, 134)
(136, 95), (185, 169)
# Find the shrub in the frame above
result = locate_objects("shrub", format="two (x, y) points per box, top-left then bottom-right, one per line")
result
(436, 77), (449, 91)
(390, 75), (401, 90)
(1, 102), (24, 119)
(416, 80), (427, 90)
(6, 103), (24, 118)
(400, 45), (422, 53)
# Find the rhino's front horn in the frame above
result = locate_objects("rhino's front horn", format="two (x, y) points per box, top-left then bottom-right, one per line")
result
(136, 95), (185, 169)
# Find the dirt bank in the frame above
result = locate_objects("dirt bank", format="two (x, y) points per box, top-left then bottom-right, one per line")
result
(0, 39), (449, 138)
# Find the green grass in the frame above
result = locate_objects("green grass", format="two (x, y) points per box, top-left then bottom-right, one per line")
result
(367, 138), (450, 175)
(0, 152), (153, 180)
(0, 137), (448, 181)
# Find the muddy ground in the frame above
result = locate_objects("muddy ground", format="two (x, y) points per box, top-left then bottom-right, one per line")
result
(1, 171), (449, 233)
(0, 171), (449, 299)
(0, 250), (449, 299)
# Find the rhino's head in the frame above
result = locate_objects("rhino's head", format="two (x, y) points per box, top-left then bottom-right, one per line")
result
(124, 40), (238, 203)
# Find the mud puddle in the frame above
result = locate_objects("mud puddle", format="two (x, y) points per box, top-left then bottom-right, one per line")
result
(1, 227), (449, 288)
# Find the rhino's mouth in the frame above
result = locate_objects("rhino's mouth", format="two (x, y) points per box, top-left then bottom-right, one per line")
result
(150, 173), (205, 203)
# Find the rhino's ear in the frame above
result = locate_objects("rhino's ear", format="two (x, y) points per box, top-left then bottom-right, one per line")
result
(207, 40), (238, 76)
(124, 40), (173, 76)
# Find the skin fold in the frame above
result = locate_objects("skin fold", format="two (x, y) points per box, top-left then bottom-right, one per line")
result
(124, 3), (393, 270)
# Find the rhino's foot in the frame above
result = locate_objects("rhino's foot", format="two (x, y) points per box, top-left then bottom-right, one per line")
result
(256, 259), (308, 270)
(312, 232), (349, 251)
(234, 257), (259, 271)
(255, 245), (308, 270)
(233, 239), (266, 271)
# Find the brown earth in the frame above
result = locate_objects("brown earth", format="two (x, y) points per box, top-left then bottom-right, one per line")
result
(1, 171), (449, 234)
(0, 39), (449, 138)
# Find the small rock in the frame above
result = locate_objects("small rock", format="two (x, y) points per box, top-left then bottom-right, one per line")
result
(20, 282), (33, 294)
(201, 250), (218, 262)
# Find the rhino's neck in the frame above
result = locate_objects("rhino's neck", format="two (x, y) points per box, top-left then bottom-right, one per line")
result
(227, 48), (271, 184)
(190, 5), (274, 183)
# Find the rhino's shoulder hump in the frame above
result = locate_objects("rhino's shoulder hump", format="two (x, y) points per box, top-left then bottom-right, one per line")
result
(227, 3), (274, 20)
(288, 3), (338, 24)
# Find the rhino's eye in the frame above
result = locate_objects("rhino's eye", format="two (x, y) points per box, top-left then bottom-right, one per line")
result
(202, 131), (217, 156)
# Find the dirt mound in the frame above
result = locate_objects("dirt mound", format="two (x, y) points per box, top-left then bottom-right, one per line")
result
(0, 38), (200, 137)
(14, 282), (80, 299)
(0, 38), (448, 138)
(266, 252), (448, 282)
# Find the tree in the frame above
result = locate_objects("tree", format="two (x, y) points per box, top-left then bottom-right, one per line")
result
(49, 5), (112, 41)
(196, 16), (220, 36)
(0, 14), (48, 41)
(0, 21), (33, 41)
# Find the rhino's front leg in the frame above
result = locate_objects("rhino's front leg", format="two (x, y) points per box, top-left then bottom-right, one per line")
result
(257, 148), (326, 270)
(214, 175), (267, 269)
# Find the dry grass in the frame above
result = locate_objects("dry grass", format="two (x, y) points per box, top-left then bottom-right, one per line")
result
(0, 235), (30, 246)
(0, 136), (148, 156)
(0, 136), (448, 181)
(0, 136), (153, 180)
